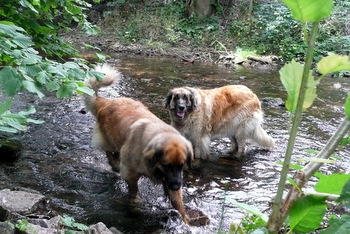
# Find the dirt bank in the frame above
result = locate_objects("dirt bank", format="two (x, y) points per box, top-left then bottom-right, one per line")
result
(62, 26), (280, 70)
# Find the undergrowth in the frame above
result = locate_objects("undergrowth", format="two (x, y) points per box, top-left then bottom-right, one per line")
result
(102, 0), (350, 64)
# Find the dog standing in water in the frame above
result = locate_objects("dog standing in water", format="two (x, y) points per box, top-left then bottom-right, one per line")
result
(83, 64), (193, 223)
(165, 85), (275, 160)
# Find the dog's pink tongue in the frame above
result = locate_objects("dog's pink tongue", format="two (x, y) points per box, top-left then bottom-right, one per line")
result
(177, 112), (185, 118)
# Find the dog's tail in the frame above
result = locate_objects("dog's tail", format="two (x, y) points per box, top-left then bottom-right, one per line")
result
(248, 112), (275, 150)
(83, 64), (121, 116)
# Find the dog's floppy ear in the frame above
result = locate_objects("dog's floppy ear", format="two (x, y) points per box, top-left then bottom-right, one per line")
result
(189, 90), (198, 111)
(164, 91), (175, 109)
(147, 149), (164, 168)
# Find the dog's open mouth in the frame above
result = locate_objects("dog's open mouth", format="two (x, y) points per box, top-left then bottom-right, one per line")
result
(176, 111), (185, 118)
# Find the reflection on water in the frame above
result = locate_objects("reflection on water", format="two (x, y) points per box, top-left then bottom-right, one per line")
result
(0, 55), (349, 233)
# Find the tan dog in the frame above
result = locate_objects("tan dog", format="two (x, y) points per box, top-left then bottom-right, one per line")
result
(165, 85), (275, 160)
(83, 64), (193, 224)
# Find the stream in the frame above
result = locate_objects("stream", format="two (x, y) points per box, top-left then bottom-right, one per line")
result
(0, 55), (349, 233)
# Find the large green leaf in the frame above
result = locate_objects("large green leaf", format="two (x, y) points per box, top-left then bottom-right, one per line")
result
(317, 55), (350, 75)
(23, 80), (45, 98)
(290, 195), (327, 233)
(0, 66), (23, 95)
(315, 174), (350, 195)
(279, 60), (317, 113)
(336, 179), (350, 209)
(282, 0), (333, 22)
(320, 215), (350, 234)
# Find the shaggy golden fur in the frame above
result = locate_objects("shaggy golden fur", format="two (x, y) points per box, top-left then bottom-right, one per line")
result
(83, 64), (193, 224)
(165, 85), (275, 160)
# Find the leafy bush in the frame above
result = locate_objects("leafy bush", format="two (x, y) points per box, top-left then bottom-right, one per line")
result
(0, 0), (99, 58)
(0, 0), (105, 134)
(229, 0), (350, 62)
(105, 1), (221, 47)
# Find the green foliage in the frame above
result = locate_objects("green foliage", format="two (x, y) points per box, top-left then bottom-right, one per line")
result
(315, 174), (350, 195)
(61, 214), (89, 232)
(0, 0), (99, 58)
(289, 195), (327, 233)
(320, 215), (350, 234)
(0, 98), (44, 133)
(337, 179), (350, 209)
(15, 219), (34, 233)
(229, 0), (350, 62)
(106, 1), (221, 48)
(0, 3), (105, 134)
(282, 0), (333, 22)
(279, 60), (317, 112)
(176, 15), (220, 47)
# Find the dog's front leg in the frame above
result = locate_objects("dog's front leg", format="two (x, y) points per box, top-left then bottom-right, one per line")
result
(169, 189), (189, 224)
(121, 168), (140, 202)
(106, 151), (120, 172)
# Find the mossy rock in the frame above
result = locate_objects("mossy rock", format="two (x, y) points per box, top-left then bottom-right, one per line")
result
(0, 138), (22, 163)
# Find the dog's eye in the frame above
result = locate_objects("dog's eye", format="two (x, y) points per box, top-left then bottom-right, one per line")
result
(174, 94), (179, 99)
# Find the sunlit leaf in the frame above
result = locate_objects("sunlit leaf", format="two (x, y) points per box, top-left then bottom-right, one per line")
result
(336, 179), (350, 209)
(290, 195), (327, 233)
(317, 55), (350, 75)
(279, 60), (317, 112)
(315, 174), (350, 195)
(282, 0), (333, 22)
(319, 215), (350, 234)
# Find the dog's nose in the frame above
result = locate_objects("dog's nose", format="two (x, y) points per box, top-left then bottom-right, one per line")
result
(178, 106), (185, 111)
(169, 181), (181, 191)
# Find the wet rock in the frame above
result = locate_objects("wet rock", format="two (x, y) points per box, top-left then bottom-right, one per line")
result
(0, 189), (46, 215)
(89, 222), (116, 234)
(186, 207), (210, 226)
(0, 138), (22, 163)
(260, 97), (285, 108)
(0, 188), (124, 234)
(0, 222), (14, 234)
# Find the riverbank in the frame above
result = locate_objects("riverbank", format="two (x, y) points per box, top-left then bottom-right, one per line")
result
(62, 26), (281, 71)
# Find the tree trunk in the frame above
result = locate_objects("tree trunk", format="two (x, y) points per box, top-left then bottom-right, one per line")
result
(186, 0), (215, 18)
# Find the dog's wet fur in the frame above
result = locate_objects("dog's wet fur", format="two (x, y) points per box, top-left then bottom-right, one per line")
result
(165, 86), (275, 160)
(83, 64), (193, 223)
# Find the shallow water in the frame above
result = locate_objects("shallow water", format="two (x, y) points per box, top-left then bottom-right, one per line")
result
(0, 55), (349, 233)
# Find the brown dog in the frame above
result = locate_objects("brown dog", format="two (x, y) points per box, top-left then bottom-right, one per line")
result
(165, 85), (275, 160)
(83, 64), (193, 224)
